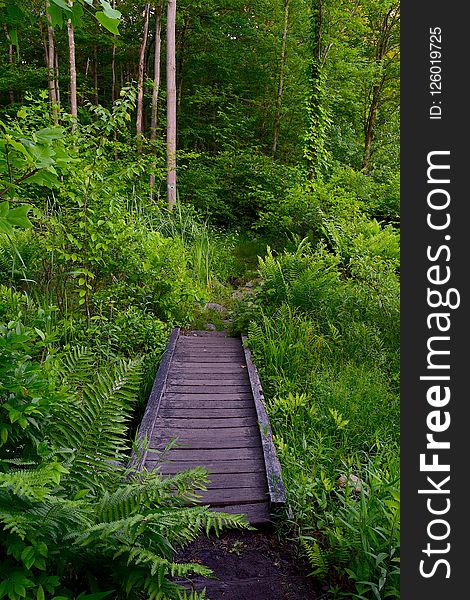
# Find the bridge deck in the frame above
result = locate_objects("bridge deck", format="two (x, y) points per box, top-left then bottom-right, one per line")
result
(135, 328), (285, 524)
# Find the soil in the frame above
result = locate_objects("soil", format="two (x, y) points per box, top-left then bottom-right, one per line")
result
(175, 526), (328, 600)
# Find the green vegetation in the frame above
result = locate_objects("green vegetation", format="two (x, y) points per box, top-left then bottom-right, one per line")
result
(1, 1), (399, 598)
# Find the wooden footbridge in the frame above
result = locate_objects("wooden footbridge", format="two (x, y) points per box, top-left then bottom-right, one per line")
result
(133, 329), (285, 524)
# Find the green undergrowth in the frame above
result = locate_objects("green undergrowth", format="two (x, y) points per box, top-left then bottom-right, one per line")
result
(232, 225), (400, 598)
(1, 93), (400, 599)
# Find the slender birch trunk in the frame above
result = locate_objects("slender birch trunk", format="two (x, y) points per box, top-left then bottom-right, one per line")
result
(166, 0), (177, 209)
(3, 26), (15, 103)
(111, 0), (117, 102)
(272, 0), (289, 157)
(150, 4), (162, 140)
(150, 2), (163, 194)
(177, 16), (188, 109)
(45, 1), (58, 124)
(66, 1), (77, 124)
(111, 45), (116, 102)
(55, 50), (61, 106)
(93, 45), (99, 104)
(136, 3), (150, 144)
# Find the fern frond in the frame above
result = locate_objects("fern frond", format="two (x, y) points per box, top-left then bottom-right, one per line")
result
(49, 358), (142, 491)
(95, 467), (209, 524)
(124, 545), (212, 579)
(0, 509), (32, 539)
(0, 462), (65, 500)
(302, 538), (329, 578)
(57, 346), (95, 388)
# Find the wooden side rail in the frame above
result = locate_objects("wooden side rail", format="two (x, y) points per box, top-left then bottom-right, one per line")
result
(241, 336), (286, 507)
(130, 327), (180, 470)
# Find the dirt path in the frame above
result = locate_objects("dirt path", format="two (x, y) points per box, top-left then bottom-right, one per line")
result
(177, 527), (326, 600)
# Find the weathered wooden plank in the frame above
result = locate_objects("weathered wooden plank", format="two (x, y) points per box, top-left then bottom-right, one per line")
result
(204, 472), (266, 489)
(199, 487), (268, 505)
(171, 364), (248, 373)
(166, 385), (252, 394)
(175, 346), (243, 353)
(210, 502), (271, 524)
(163, 393), (253, 401)
(160, 471), (265, 489)
(150, 435), (260, 450)
(160, 447), (263, 462)
(149, 458), (266, 474)
(150, 425), (258, 438)
(242, 337), (286, 507)
(173, 353), (245, 361)
(158, 408), (256, 419)
(178, 337), (241, 346)
(151, 417), (257, 429)
(171, 355), (244, 363)
(129, 327), (180, 469)
(166, 377), (250, 386)
(168, 372), (249, 381)
(161, 399), (254, 410)
(177, 345), (242, 353)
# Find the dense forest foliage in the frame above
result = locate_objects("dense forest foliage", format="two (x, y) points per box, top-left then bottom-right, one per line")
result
(0, 1), (400, 599)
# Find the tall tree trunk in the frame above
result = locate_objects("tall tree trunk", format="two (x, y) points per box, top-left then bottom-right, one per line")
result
(150, 4), (162, 140)
(166, 0), (177, 209)
(55, 50), (61, 107)
(272, 0), (289, 157)
(93, 45), (99, 105)
(150, 2), (163, 194)
(111, 0), (117, 102)
(363, 78), (384, 174)
(136, 3), (151, 143)
(111, 46), (117, 102)
(45, 2), (58, 124)
(304, 0), (330, 180)
(3, 26), (15, 103)
(177, 16), (188, 109)
(362, 4), (400, 173)
(67, 1), (77, 126)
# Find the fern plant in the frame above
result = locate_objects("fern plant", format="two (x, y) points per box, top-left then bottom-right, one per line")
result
(0, 326), (250, 599)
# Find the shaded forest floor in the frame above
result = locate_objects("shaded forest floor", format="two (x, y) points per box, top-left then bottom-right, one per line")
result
(176, 528), (326, 600)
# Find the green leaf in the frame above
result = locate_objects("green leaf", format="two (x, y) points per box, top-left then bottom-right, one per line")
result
(47, 4), (64, 28)
(7, 204), (32, 228)
(95, 11), (120, 35)
(0, 426), (8, 445)
(0, 201), (9, 217)
(100, 0), (121, 20)
(6, 3), (24, 21)
(71, 2), (84, 26)
(9, 28), (18, 50)
(0, 219), (14, 235)
(50, 0), (72, 12)
(27, 170), (60, 189)
(21, 546), (36, 570)
(35, 127), (65, 142)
